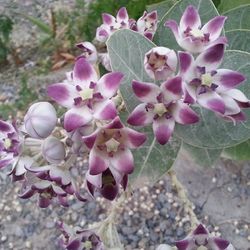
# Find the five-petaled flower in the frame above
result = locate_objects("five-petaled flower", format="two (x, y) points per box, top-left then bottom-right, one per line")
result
(47, 57), (124, 132)
(176, 224), (235, 250)
(165, 5), (227, 53)
(127, 77), (199, 145)
(144, 47), (177, 80)
(0, 120), (21, 169)
(179, 43), (249, 122)
(82, 117), (146, 198)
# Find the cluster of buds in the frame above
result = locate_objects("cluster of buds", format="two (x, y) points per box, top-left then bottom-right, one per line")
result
(77, 7), (158, 72)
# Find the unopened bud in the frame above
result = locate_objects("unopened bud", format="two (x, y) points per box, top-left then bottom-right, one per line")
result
(24, 102), (57, 138)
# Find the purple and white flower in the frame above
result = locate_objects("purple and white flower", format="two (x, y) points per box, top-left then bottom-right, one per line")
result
(176, 224), (235, 250)
(96, 7), (129, 42)
(0, 120), (21, 169)
(47, 57), (124, 132)
(76, 41), (98, 64)
(179, 43), (249, 121)
(24, 102), (58, 139)
(86, 168), (127, 200)
(144, 47), (177, 80)
(165, 5), (227, 53)
(131, 10), (158, 40)
(58, 221), (104, 250)
(127, 77), (199, 145)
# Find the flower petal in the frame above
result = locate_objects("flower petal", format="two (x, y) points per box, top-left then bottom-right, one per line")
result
(180, 5), (201, 32)
(0, 120), (11, 132)
(73, 57), (98, 86)
(89, 149), (108, 175)
(110, 149), (134, 174)
(96, 25), (110, 42)
(116, 7), (128, 22)
(213, 69), (246, 92)
(202, 16), (227, 41)
(153, 117), (175, 145)
(220, 94), (241, 115)
(170, 101), (199, 124)
(224, 89), (249, 103)
(64, 107), (92, 132)
(93, 99), (117, 120)
(195, 44), (225, 71)
(102, 13), (115, 25)
(86, 170), (102, 188)
(97, 72), (123, 98)
(178, 51), (195, 79)
(82, 129), (99, 149)
(161, 76), (183, 102)
(105, 116), (124, 129)
(123, 127), (147, 148)
(47, 83), (77, 108)
(164, 20), (180, 41)
(132, 80), (160, 103)
(127, 103), (154, 126)
(197, 91), (225, 114)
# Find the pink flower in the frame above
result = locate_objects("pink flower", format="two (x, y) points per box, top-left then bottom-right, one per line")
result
(82, 117), (146, 195)
(58, 221), (104, 250)
(0, 120), (21, 169)
(144, 47), (177, 80)
(127, 77), (199, 145)
(76, 41), (98, 64)
(96, 7), (129, 42)
(131, 10), (158, 40)
(178, 43), (249, 122)
(165, 5), (227, 53)
(176, 224), (234, 250)
(47, 57), (124, 132)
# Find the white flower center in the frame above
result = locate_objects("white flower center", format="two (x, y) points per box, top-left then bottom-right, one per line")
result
(154, 103), (167, 117)
(105, 138), (120, 153)
(79, 88), (94, 100)
(113, 22), (121, 30)
(197, 246), (207, 250)
(4, 138), (12, 149)
(190, 28), (204, 38)
(83, 241), (92, 250)
(201, 73), (213, 87)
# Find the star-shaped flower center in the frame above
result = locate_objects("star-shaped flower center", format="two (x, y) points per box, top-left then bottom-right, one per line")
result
(4, 138), (12, 149)
(154, 103), (167, 117)
(190, 28), (204, 38)
(79, 88), (94, 101)
(201, 73), (213, 87)
(105, 138), (120, 153)
(83, 241), (92, 250)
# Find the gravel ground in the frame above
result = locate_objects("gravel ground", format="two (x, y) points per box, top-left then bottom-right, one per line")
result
(0, 1), (250, 250)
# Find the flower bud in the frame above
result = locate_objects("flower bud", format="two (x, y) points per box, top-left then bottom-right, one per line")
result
(42, 136), (65, 163)
(76, 41), (98, 64)
(24, 102), (57, 139)
(144, 47), (177, 80)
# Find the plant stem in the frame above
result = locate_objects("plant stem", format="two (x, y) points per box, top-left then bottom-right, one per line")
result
(168, 170), (199, 228)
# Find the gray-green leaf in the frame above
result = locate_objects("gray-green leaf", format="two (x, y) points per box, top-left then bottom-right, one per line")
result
(224, 5), (250, 31)
(153, 0), (219, 49)
(222, 139), (250, 161)
(107, 29), (155, 113)
(146, 0), (179, 21)
(182, 142), (222, 167)
(218, 0), (250, 13)
(175, 50), (250, 149)
(226, 30), (250, 52)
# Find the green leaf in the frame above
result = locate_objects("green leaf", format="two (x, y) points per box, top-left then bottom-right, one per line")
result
(107, 29), (155, 113)
(182, 142), (222, 167)
(153, 0), (219, 49)
(107, 30), (181, 186)
(226, 29), (250, 52)
(21, 14), (53, 36)
(146, 0), (178, 20)
(175, 50), (250, 149)
(131, 126), (181, 187)
(222, 139), (250, 160)
(218, 0), (250, 13)
(224, 5), (250, 31)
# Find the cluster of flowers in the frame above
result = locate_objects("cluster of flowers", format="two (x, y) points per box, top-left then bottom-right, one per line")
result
(0, 5), (245, 250)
